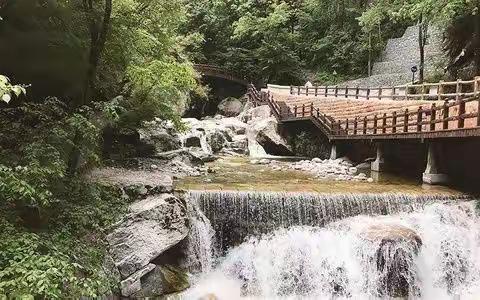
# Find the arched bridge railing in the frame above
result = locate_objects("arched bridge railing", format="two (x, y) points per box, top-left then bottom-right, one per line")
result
(193, 64), (249, 86)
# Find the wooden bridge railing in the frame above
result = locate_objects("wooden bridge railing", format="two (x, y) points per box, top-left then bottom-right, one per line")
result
(194, 64), (249, 85)
(248, 83), (480, 140)
(287, 77), (480, 101)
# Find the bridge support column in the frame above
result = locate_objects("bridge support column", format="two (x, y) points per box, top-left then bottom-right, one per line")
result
(371, 144), (386, 172)
(423, 142), (449, 185)
(330, 144), (339, 160)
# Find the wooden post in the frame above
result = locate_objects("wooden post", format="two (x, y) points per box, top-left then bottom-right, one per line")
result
(382, 113), (387, 134)
(363, 116), (367, 135)
(310, 103), (314, 117)
(456, 79), (462, 102)
(306, 86), (309, 96)
(345, 87), (349, 98)
(353, 117), (358, 135)
(392, 86), (396, 100)
(316, 108), (320, 117)
(392, 111), (397, 133)
(404, 109), (409, 133)
(325, 86), (328, 97)
(378, 87), (383, 100)
(315, 87), (318, 96)
(458, 100), (466, 128)
(438, 81), (444, 101)
(417, 106), (423, 132)
(355, 87), (360, 99)
(345, 118), (349, 134)
(294, 105), (297, 117)
(302, 104), (306, 117)
(290, 86), (294, 95)
(373, 115), (378, 134)
(366, 88), (370, 100)
(334, 86), (338, 98)
(430, 103), (436, 131)
(297, 86), (301, 95)
(443, 100), (449, 130)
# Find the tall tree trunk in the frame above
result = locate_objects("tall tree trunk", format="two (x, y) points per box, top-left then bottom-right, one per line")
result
(474, 8), (480, 75)
(83, 0), (112, 104)
(368, 31), (372, 77)
(418, 18), (427, 83)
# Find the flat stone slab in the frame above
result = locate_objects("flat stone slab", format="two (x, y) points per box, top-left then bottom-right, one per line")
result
(89, 167), (173, 193)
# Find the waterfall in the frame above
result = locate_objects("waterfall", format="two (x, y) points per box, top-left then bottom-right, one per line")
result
(184, 196), (216, 273)
(185, 200), (480, 299)
(188, 190), (468, 251)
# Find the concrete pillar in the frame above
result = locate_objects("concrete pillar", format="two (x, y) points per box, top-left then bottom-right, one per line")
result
(371, 144), (386, 172)
(330, 144), (339, 160)
(423, 142), (449, 185)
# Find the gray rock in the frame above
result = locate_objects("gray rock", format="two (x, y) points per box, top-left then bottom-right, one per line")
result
(218, 97), (244, 117)
(251, 117), (293, 156)
(206, 131), (228, 153)
(107, 194), (189, 279)
(184, 135), (202, 148)
(240, 105), (271, 123)
(139, 124), (181, 155)
(131, 265), (190, 298)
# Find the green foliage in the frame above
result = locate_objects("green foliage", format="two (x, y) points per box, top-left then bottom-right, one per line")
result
(185, 0), (392, 84)
(0, 75), (26, 103)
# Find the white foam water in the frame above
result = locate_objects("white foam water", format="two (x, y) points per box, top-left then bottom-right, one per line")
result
(185, 199), (480, 299)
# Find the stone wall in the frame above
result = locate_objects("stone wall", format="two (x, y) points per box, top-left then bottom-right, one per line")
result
(343, 26), (445, 87)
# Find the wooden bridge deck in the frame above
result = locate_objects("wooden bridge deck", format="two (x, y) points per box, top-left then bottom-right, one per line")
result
(248, 82), (480, 141)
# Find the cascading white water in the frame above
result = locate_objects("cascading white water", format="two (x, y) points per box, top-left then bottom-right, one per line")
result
(184, 193), (480, 299)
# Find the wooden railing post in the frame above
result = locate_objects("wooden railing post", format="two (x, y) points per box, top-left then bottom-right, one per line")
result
(306, 86), (309, 96)
(430, 103), (436, 131)
(392, 86), (396, 100)
(302, 104), (306, 117)
(334, 86), (338, 98)
(325, 86), (328, 97)
(297, 86), (301, 95)
(456, 79), (462, 102)
(310, 103), (314, 117)
(345, 87), (349, 98)
(404, 109), (409, 133)
(458, 100), (466, 128)
(355, 87), (359, 99)
(366, 88), (370, 100)
(353, 117), (358, 135)
(392, 111), (397, 133)
(378, 87), (383, 100)
(363, 116), (367, 135)
(315, 86), (318, 96)
(373, 115), (378, 134)
(443, 100), (449, 130)
(382, 113), (387, 134)
(438, 81), (444, 101)
(290, 86), (294, 95)
(345, 118), (349, 134)
(294, 105), (298, 117)
(417, 106), (423, 132)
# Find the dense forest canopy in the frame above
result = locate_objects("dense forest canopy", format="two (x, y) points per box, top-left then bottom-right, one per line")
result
(0, 0), (479, 298)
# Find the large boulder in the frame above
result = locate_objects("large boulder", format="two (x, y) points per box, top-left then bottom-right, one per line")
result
(361, 224), (422, 298)
(107, 194), (189, 281)
(239, 105), (271, 124)
(217, 97), (244, 117)
(247, 117), (293, 156)
(138, 123), (181, 156)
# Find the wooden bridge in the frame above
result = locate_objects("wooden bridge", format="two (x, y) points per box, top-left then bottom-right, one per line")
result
(248, 77), (480, 141)
(193, 64), (249, 86)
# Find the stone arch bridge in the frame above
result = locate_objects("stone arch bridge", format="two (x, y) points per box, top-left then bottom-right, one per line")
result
(193, 64), (249, 86)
